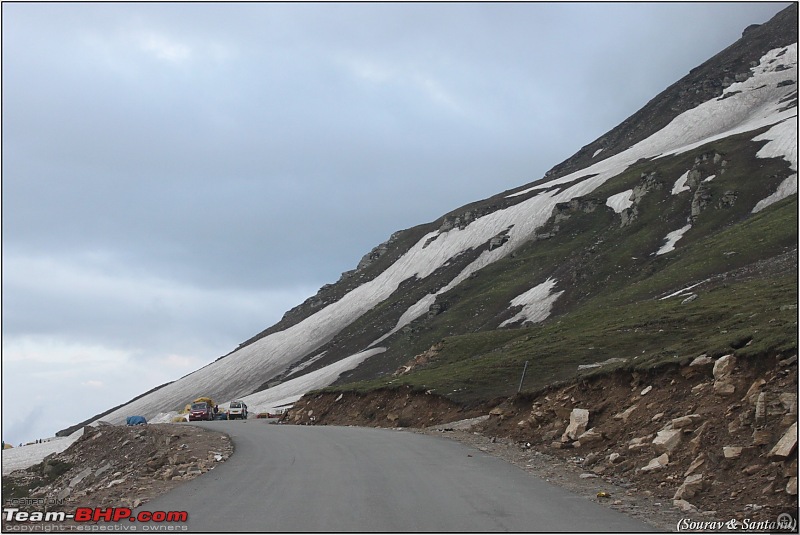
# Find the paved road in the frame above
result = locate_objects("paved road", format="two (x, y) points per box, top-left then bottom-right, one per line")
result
(138, 420), (653, 532)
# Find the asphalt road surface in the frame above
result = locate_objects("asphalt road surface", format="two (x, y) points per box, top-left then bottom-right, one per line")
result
(138, 420), (653, 532)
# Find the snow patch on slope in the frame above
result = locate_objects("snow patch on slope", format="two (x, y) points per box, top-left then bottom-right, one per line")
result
(752, 118), (798, 212)
(241, 348), (386, 415)
(499, 278), (564, 327)
(606, 190), (634, 213)
(656, 224), (693, 255)
(672, 171), (692, 195)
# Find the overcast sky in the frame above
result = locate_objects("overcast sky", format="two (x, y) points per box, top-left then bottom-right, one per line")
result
(2, 2), (789, 445)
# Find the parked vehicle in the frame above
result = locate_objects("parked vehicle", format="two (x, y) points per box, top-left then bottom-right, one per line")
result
(228, 401), (248, 420)
(188, 401), (215, 421)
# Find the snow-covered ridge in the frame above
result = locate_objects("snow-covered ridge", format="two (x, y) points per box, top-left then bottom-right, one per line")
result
(87, 43), (797, 429)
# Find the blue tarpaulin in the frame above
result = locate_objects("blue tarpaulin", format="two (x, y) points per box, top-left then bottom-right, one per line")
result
(126, 416), (147, 426)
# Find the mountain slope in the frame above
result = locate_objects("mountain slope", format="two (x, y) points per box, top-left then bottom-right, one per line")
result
(65, 5), (797, 432)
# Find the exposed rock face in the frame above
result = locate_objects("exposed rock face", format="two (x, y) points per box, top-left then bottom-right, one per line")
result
(619, 172), (663, 227)
(691, 185), (713, 220)
(552, 198), (602, 224)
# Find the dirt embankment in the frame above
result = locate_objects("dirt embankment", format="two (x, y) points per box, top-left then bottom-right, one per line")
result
(2, 423), (232, 525)
(285, 352), (798, 527)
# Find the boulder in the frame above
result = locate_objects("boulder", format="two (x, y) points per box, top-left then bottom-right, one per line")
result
(787, 477), (798, 496)
(613, 404), (638, 423)
(755, 392), (767, 423)
(723, 446), (743, 459)
(742, 464), (763, 475)
(628, 435), (653, 451)
(713, 381), (736, 396)
(562, 408), (590, 442)
(684, 455), (705, 477)
(653, 429), (683, 454)
(640, 453), (669, 472)
(784, 459), (797, 478)
(713, 354), (736, 380)
(673, 499), (699, 513)
(489, 407), (506, 417)
(780, 393), (797, 415)
(742, 379), (766, 404)
(671, 414), (703, 429)
(689, 355), (714, 367)
(752, 430), (771, 446)
(673, 473), (705, 500)
(768, 423), (797, 459)
(577, 428), (603, 444)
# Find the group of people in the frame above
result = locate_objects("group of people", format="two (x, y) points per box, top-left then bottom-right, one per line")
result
(2, 438), (45, 448)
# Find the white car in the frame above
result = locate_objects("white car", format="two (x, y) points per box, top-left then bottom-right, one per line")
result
(228, 401), (248, 420)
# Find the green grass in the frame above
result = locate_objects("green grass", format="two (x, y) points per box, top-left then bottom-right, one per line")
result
(321, 199), (796, 405)
(325, 271), (796, 404)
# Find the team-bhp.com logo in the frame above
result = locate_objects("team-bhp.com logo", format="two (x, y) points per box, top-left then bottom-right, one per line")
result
(4, 507), (188, 530)
(73, 508), (188, 523)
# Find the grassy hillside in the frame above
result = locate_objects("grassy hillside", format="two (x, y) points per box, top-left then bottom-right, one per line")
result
(321, 182), (797, 405)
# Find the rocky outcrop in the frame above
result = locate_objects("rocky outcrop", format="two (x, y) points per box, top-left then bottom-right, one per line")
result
(618, 172), (664, 227)
(552, 198), (602, 225)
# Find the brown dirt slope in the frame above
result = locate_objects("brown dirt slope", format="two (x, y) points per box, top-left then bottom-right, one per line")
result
(2, 423), (232, 526)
